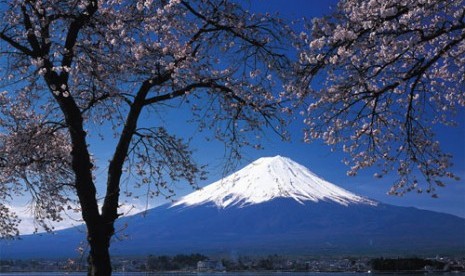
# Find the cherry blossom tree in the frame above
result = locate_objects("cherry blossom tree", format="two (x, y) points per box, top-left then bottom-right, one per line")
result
(0, 0), (294, 274)
(2, 0), (463, 273)
(296, 0), (464, 196)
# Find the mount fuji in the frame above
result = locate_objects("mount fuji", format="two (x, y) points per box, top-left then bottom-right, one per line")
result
(172, 155), (375, 208)
(2, 156), (464, 258)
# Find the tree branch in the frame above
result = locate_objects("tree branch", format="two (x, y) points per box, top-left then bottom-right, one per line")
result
(0, 32), (34, 56)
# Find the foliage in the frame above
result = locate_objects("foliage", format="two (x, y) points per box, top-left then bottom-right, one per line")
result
(146, 253), (207, 271)
(256, 254), (286, 270)
(296, 0), (464, 196)
(371, 257), (445, 271)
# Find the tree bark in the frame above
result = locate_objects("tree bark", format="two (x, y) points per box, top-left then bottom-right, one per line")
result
(41, 2), (110, 274)
(55, 97), (112, 275)
(47, 75), (113, 276)
(87, 223), (113, 275)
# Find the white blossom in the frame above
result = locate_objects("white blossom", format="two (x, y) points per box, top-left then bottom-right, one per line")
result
(298, 0), (464, 196)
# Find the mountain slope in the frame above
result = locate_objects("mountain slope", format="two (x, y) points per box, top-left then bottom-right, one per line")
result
(173, 155), (375, 207)
(113, 199), (464, 256)
(1, 156), (464, 258)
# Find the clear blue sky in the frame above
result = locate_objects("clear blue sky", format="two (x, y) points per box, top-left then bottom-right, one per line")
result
(136, 0), (464, 218)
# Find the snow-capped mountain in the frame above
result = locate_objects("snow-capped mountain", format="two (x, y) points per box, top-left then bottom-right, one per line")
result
(2, 156), (464, 258)
(173, 155), (375, 208)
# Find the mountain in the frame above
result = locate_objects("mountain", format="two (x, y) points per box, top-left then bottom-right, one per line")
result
(172, 155), (375, 207)
(1, 156), (464, 259)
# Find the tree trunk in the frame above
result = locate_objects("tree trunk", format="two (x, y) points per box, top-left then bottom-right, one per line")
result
(87, 223), (113, 276)
(12, 2), (111, 274)
(86, 81), (153, 275)
(50, 87), (114, 275)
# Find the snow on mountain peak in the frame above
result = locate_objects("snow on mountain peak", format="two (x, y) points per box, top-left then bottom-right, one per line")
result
(172, 155), (376, 208)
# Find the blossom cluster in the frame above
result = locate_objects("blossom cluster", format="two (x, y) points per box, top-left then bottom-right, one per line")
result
(298, 0), (464, 195)
(0, 90), (75, 234)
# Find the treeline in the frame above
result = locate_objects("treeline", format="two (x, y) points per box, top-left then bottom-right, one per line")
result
(145, 254), (304, 271)
(0, 260), (13, 266)
(371, 257), (446, 271)
(222, 254), (308, 271)
(146, 253), (207, 271)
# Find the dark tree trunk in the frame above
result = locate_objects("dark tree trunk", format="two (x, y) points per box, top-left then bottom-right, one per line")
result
(89, 81), (153, 275)
(49, 79), (114, 276)
(45, 68), (153, 276)
(87, 223), (113, 276)
(11, 1), (116, 275)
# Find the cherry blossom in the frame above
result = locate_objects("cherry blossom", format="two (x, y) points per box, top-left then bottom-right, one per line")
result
(296, 0), (464, 196)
